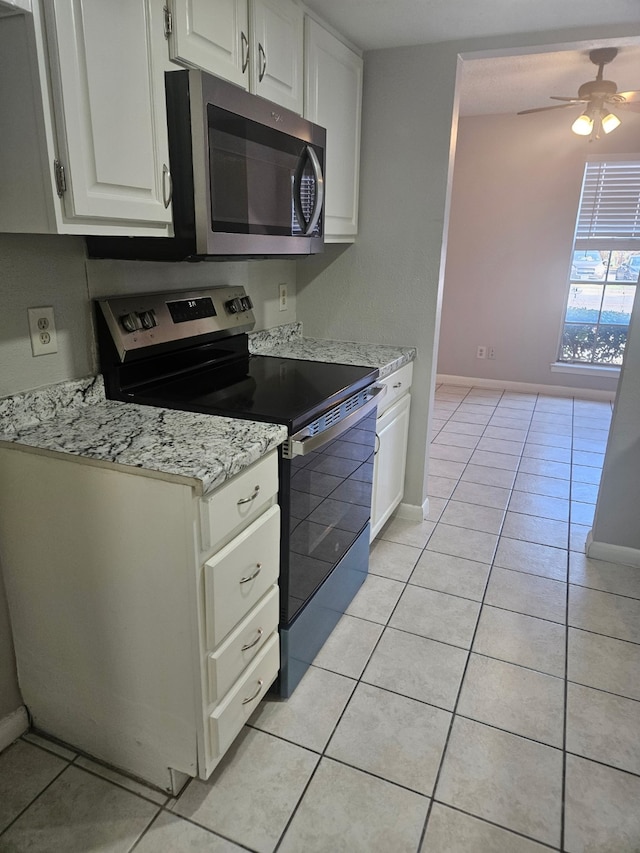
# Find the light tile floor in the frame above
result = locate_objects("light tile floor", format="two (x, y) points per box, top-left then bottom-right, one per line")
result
(2, 385), (640, 852)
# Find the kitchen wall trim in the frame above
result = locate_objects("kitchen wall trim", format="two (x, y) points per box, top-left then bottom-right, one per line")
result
(586, 532), (640, 569)
(0, 706), (28, 753)
(436, 374), (616, 402)
(393, 496), (431, 523)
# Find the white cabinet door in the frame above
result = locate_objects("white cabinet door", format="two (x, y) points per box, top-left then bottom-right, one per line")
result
(169, 0), (249, 89)
(250, 0), (303, 113)
(45, 0), (172, 225)
(304, 18), (362, 240)
(371, 393), (411, 540)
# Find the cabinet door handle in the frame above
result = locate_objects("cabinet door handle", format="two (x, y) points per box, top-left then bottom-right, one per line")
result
(162, 164), (172, 209)
(258, 43), (267, 82)
(240, 564), (262, 584)
(241, 31), (249, 73)
(393, 382), (402, 389)
(242, 679), (264, 705)
(241, 627), (264, 651)
(374, 434), (380, 455)
(237, 485), (260, 505)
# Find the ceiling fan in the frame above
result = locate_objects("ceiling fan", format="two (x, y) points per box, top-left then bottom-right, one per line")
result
(517, 48), (640, 138)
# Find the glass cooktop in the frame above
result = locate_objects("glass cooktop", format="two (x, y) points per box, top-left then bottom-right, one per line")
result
(132, 355), (379, 432)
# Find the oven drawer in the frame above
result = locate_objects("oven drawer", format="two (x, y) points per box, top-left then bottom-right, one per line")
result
(207, 585), (279, 705)
(199, 451), (279, 554)
(377, 362), (413, 416)
(204, 504), (280, 648)
(208, 633), (279, 759)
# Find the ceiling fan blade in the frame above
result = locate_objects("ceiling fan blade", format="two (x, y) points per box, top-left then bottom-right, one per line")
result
(517, 103), (581, 115)
(549, 96), (586, 103)
(616, 91), (640, 102)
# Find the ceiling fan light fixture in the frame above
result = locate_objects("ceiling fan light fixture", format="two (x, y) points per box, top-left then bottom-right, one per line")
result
(601, 111), (621, 133)
(571, 112), (594, 136)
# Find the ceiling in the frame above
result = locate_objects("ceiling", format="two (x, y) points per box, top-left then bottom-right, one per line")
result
(303, 0), (640, 52)
(458, 45), (640, 116)
(303, 0), (640, 117)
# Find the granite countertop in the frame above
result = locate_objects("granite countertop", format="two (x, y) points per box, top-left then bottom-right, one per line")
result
(0, 376), (287, 495)
(249, 323), (416, 379)
(0, 325), (414, 494)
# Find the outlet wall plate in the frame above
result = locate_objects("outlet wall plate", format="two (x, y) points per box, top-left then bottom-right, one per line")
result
(476, 346), (487, 359)
(279, 283), (288, 312)
(27, 306), (58, 356)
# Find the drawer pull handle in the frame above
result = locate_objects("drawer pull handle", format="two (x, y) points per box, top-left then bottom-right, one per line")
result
(237, 485), (260, 505)
(242, 679), (264, 705)
(240, 564), (262, 584)
(393, 382), (402, 389)
(241, 627), (264, 651)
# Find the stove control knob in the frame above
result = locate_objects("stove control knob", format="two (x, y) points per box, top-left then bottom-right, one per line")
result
(225, 298), (243, 314)
(120, 312), (141, 333)
(137, 310), (157, 330)
(240, 296), (253, 311)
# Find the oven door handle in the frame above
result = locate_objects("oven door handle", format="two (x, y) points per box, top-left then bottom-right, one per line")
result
(285, 384), (386, 458)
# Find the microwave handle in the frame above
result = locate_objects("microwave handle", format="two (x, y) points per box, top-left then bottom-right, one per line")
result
(294, 146), (325, 237)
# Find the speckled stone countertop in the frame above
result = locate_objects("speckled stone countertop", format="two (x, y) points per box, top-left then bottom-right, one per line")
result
(0, 326), (413, 494)
(0, 376), (287, 495)
(249, 324), (416, 379)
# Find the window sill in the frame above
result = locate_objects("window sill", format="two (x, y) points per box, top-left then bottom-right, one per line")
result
(550, 362), (621, 378)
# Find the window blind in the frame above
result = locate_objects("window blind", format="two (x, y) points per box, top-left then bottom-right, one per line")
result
(574, 159), (640, 250)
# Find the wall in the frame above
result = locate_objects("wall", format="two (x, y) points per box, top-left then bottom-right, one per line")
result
(590, 288), (640, 555)
(437, 110), (639, 391)
(297, 42), (461, 511)
(0, 232), (296, 723)
(296, 25), (640, 515)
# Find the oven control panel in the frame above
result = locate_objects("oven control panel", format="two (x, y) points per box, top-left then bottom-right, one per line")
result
(98, 286), (255, 362)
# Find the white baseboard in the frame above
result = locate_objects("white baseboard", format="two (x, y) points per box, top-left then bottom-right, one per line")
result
(586, 532), (640, 568)
(394, 497), (429, 522)
(436, 374), (616, 402)
(0, 706), (28, 752)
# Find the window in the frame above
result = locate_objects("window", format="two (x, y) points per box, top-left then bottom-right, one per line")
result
(559, 160), (640, 366)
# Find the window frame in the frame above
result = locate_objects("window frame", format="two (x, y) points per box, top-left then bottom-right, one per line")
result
(557, 156), (640, 368)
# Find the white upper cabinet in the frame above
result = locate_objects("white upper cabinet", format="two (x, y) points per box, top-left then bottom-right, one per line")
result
(167, 0), (303, 114)
(249, 0), (303, 113)
(304, 18), (362, 241)
(168, 0), (249, 89)
(0, 0), (172, 235)
(45, 0), (172, 227)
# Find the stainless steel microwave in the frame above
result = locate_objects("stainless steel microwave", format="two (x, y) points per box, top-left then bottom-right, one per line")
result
(87, 70), (326, 261)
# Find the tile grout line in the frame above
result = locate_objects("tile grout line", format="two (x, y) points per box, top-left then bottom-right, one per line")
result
(420, 386), (577, 851)
(417, 385), (516, 850)
(559, 395), (575, 853)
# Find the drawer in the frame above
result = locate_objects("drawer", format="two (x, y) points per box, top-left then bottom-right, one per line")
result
(207, 585), (279, 705)
(208, 633), (279, 759)
(377, 362), (413, 416)
(199, 451), (278, 553)
(205, 504), (280, 649)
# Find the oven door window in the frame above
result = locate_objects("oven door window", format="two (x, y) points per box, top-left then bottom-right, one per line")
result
(207, 105), (322, 238)
(285, 409), (376, 623)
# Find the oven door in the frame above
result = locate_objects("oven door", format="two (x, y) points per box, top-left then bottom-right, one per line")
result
(279, 384), (385, 626)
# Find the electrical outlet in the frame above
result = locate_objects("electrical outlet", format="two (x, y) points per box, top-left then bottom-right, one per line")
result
(28, 307), (58, 356)
(278, 283), (288, 312)
(476, 345), (487, 359)
(488, 347), (496, 360)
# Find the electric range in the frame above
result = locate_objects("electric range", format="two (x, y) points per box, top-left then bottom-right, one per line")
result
(96, 286), (384, 696)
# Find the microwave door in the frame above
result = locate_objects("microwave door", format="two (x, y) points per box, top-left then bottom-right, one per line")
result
(293, 146), (325, 237)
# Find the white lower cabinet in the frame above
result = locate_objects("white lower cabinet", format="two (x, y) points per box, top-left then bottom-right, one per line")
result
(209, 632), (279, 758)
(371, 363), (413, 540)
(0, 447), (281, 793)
